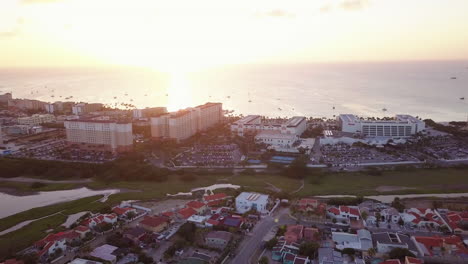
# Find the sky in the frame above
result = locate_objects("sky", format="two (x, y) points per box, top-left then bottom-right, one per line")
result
(1, 0), (468, 71)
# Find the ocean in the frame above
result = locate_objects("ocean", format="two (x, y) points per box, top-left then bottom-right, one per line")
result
(1, 61), (467, 121)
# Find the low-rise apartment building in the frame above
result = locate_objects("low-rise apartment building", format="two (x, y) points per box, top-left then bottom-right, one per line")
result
(17, 114), (56, 126)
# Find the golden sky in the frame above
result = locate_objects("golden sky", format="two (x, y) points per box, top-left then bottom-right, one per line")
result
(1, 0), (468, 71)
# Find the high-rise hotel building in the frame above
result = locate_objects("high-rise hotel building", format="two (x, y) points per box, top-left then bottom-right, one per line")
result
(337, 114), (425, 138)
(64, 118), (133, 153)
(150, 102), (223, 142)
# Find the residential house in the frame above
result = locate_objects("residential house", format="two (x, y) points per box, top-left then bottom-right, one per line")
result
(203, 193), (228, 203)
(296, 198), (326, 216)
(139, 216), (169, 232)
(379, 260), (401, 264)
(82, 214), (118, 228)
(35, 231), (78, 260)
(381, 208), (402, 224)
(401, 208), (445, 228)
(272, 239), (300, 262)
(177, 207), (198, 220)
(123, 227), (147, 244)
(90, 244), (118, 264)
(205, 231), (232, 249)
(412, 235), (468, 257)
(1, 259), (24, 264)
(285, 225), (304, 243)
(186, 201), (207, 214)
(332, 229), (372, 251)
(74, 225), (91, 238)
(235, 192), (269, 214)
(221, 215), (244, 229)
(372, 232), (419, 256)
(303, 227), (320, 242)
(187, 215), (208, 227)
(318, 248), (343, 264)
(444, 211), (468, 234)
(327, 206), (361, 221)
(404, 256), (423, 264)
(69, 258), (103, 264)
(112, 207), (137, 219)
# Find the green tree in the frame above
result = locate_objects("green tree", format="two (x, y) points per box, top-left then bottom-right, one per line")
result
(265, 237), (278, 250)
(299, 241), (320, 258)
(342, 248), (356, 256)
(388, 248), (415, 260)
(259, 256), (269, 264)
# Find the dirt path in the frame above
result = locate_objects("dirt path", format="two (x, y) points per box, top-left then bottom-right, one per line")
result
(290, 179), (305, 194)
(0, 177), (93, 184)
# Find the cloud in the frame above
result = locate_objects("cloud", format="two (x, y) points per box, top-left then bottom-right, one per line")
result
(319, 4), (333, 14)
(0, 30), (19, 38)
(254, 8), (295, 19)
(340, 0), (370, 11)
(264, 9), (295, 18)
(22, 0), (62, 4)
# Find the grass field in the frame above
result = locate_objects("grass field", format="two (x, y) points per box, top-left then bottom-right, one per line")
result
(297, 167), (468, 196)
(1, 167), (468, 258)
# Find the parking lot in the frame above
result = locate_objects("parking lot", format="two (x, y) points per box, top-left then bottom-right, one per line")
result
(320, 143), (419, 166)
(417, 135), (468, 161)
(173, 144), (242, 167)
(13, 139), (117, 162)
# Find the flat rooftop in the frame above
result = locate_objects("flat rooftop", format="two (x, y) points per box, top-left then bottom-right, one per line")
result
(237, 192), (269, 203)
(285, 116), (307, 127)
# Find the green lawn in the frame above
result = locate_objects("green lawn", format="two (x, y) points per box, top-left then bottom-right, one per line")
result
(0, 213), (67, 258)
(297, 167), (468, 196)
(2, 167), (468, 259)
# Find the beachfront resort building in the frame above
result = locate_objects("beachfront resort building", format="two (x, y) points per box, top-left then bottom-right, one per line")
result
(72, 103), (103, 115)
(337, 114), (425, 138)
(150, 102), (223, 142)
(235, 192), (269, 214)
(64, 118), (133, 153)
(133, 107), (167, 119)
(231, 115), (307, 148)
(231, 115), (307, 137)
(17, 114), (56, 126)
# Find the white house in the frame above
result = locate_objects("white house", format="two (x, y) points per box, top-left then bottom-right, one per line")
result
(332, 229), (373, 251)
(327, 206), (361, 221)
(235, 192), (269, 214)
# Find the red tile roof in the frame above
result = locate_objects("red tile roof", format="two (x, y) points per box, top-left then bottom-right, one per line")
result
(178, 207), (197, 219)
(380, 260), (401, 264)
(206, 219), (220, 226)
(414, 235), (468, 256)
(186, 201), (206, 209)
(140, 216), (169, 228)
(328, 207), (340, 215)
(405, 256), (423, 264)
(162, 211), (174, 218)
(112, 207), (135, 216)
(204, 193), (227, 202)
(3, 259), (24, 264)
(74, 225), (90, 232)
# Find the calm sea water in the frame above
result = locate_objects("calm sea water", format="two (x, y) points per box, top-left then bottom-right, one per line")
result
(1, 61), (467, 121)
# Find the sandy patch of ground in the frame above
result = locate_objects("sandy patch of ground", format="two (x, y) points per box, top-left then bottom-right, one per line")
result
(135, 199), (189, 214)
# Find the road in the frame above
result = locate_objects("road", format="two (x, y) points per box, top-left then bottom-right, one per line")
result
(229, 208), (295, 264)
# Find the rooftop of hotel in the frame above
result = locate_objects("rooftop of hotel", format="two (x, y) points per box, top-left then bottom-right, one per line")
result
(339, 114), (424, 124)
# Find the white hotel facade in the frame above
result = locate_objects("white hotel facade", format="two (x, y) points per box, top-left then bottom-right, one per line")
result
(231, 115), (307, 148)
(337, 114), (425, 138)
(64, 118), (133, 153)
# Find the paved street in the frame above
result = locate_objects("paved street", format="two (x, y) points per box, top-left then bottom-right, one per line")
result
(229, 208), (295, 264)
